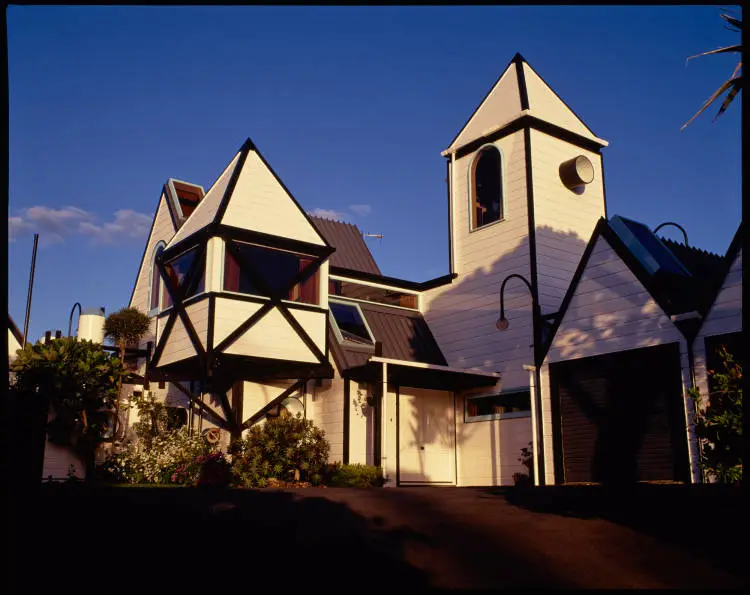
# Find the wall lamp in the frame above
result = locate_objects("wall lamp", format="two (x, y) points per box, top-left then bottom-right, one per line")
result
(496, 274), (536, 331)
(653, 222), (689, 246)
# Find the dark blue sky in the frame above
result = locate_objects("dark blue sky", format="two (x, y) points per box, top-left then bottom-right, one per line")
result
(8, 6), (742, 341)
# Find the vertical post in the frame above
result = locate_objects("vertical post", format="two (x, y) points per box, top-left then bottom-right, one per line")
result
(22, 233), (39, 348)
(524, 364), (540, 486)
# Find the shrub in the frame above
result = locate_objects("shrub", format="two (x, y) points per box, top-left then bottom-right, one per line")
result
(231, 414), (329, 487)
(326, 463), (384, 487)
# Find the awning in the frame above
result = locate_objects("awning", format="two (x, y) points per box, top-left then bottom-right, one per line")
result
(344, 356), (501, 391)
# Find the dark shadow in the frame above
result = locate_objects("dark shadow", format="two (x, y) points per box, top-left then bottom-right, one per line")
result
(499, 483), (744, 579)
(9, 485), (432, 594)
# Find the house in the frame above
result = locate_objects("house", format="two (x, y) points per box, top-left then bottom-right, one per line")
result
(120, 53), (741, 486)
(8, 315), (23, 365)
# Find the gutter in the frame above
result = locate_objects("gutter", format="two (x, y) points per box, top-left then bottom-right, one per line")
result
(368, 356), (501, 379)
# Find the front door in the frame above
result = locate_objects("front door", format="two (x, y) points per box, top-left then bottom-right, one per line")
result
(398, 387), (455, 484)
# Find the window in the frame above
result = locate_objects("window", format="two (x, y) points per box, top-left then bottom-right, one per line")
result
(470, 145), (503, 229)
(329, 300), (375, 347)
(149, 242), (166, 313)
(163, 246), (204, 305)
(465, 389), (531, 421)
(328, 277), (419, 310)
(224, 242), (319, 305)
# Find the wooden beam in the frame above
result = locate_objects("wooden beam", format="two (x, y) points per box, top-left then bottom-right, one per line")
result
(169, 380), (231, 431)
(240, 381), (302, 430)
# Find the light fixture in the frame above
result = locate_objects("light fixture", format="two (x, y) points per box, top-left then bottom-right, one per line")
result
(496, 274), (535, 332)
(653, 221), (689, 246)
(559, 155), (595, 191)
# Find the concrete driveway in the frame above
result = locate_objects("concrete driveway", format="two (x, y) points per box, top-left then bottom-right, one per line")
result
(11, 484), (742, 592)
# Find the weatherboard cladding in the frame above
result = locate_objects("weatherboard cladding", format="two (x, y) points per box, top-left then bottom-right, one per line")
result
(329, 301), (447, 373)
(309, 216), (382, 275)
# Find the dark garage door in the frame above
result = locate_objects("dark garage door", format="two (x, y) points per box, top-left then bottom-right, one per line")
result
(550, 343), (690, 484)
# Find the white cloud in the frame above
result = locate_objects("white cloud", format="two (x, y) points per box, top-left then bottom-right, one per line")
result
(8, 206), (152, 246)
(349, 204), (372, 216)
(308, 208), (346, 221)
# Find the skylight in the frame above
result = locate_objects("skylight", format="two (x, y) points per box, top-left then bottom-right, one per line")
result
(610, 216), (691, 277)
(329, 300), (375, 347)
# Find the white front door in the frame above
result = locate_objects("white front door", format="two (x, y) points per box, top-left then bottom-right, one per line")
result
(398, 387), (455, 484)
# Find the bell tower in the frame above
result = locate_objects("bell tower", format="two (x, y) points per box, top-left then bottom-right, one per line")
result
(423, 53), (609, 386)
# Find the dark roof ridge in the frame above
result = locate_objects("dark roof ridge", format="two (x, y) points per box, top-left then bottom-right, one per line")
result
(658, 237), (724, 259)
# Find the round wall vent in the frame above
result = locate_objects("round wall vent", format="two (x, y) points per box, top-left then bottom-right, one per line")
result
(559, 155), (595, 190)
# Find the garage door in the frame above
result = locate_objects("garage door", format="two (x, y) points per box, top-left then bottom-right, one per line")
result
(398, 388), (455, 484)
(550, 343), (690, 484)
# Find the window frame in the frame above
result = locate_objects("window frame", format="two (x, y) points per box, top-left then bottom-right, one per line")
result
(464, 387), (532, 423)
(221, 240), (320, 306)
(148, 241), (167, 317)
(162, 244), (205, 307)
(468, 143), (506, 232)
(328, 298), (377, 351)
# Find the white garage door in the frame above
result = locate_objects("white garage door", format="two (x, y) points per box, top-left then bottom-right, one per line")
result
(398, 388), (455, 484)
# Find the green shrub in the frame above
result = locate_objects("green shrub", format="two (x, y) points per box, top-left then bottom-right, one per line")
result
(327, 463), (385, 487)
(231, 414), (329, 487)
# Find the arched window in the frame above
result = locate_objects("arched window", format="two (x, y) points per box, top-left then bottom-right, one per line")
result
(470, 145), (503, 229)
(148, 242), (166, 313)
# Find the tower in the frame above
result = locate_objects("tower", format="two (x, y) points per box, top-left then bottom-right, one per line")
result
(423, 53), (609, 387)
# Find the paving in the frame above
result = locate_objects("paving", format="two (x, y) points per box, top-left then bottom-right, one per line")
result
(10, 484), (743, 592)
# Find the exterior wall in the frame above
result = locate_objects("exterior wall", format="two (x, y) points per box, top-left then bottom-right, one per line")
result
(530, 128), (605, 315)
(8, 329), (21, 363)
(692, 248), (743, 404)
(220, 150), (325, 247)
(41, 408), (85, 481)
(158, 298), (210, 366)
(541, 235), (699, 483)
(423, 128), (532, 387)
(168, 151), (241, 247)
(305, 368), (345, 464)
(455, 393), (532, 486)
(451, 65), (523, 151)
(129, 193), (177, 351)
(522, 62), (599, 141)
(348, 380), (375, 466)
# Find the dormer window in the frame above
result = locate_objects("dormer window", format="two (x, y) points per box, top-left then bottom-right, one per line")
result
(471, 145), (503, 229)
(329, 299), (375, 347)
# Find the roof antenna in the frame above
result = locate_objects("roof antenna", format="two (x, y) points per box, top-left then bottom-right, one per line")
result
(362, 232), (383, 244)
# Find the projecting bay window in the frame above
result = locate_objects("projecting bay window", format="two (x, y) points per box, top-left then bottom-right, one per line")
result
(465, 389), (531, 422)
(162, 246), (205, 307)
(223, 241), (319, 305)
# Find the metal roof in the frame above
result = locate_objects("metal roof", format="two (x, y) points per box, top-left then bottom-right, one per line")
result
(328, 301), (447, 373)
(309, 217), (381, 275)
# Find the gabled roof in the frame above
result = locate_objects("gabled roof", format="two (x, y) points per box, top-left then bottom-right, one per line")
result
(695, 221), (743, 320)
(541, 216), (735, 360)
(328, 301), (447, 373)
(309, 216), (381, 275)
(165, 138), (330, 255)
(443, 53), (608, 155)
(9, 314), (23, 345)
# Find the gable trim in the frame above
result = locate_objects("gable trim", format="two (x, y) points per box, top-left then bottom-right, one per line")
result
(128, 193), (173, 308)
(698, 222), (743, 323)
(9, 314), (23, 345)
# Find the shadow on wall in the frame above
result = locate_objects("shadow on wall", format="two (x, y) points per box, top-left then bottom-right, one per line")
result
(415, 226), (590, 484)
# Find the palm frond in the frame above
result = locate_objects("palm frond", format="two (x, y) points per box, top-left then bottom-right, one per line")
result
(681, 77), (737, 130)
(714, 77), (743, 120)
(686, 44), (742, 64)
(720, 13), (742, 31)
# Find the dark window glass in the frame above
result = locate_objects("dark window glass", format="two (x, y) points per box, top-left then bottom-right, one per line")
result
(330, 301), (374, 345)
(164, 247), (204, 303)
(466, 390), (530, 420)
(472, 146), (503, 229)
(150, 245), (164, 311)
(223, 242), (319, 305)
(332, 279), (418, 310)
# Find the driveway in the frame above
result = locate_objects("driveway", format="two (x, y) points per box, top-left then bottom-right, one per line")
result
(10, 484), (742, 592)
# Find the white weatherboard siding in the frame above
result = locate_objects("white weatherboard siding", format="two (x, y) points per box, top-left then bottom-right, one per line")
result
(522, 62), (600, 142)
(167, 152), (241, 249)
(449, 64), (523, 152)
(223, 307), (324, 363)
(220, 150), (325, 246)
(455, 395), (532, 486)
(530, 128), (605, 315)
(398, 388), (454, 484)
(130, 194), (177, 349)
(307, 371), (345, 463)
(158, 299), (211, 367)
(542, 235), (699, 483)
(213, 298), (263, 345)
(693, 248), (742, 405)
(241, 380), (297, 429)
(424, 129), (533, 387)
(348, 380), (375, 466)
(8, 329), (21, 362)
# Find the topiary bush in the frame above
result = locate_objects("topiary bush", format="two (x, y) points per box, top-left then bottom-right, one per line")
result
(231, 414), (329, 487)
(326, 463), (385, 487)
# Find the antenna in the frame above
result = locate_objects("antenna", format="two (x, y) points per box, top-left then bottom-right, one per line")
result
(362, 233), (384, 243)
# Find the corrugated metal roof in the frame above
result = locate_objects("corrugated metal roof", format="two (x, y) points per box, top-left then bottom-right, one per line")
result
(309, 217), (381, 275)
(329, 301), (447, 373)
